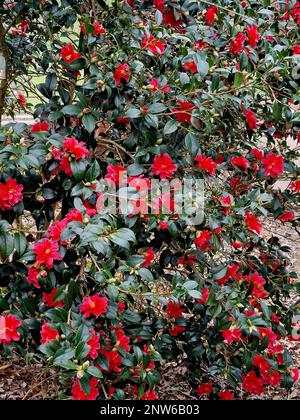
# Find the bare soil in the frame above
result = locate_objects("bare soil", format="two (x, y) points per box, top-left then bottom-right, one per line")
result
(0, 358), (62, 400)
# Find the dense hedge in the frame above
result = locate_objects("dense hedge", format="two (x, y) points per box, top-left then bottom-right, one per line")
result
(0, 0), (299, 400)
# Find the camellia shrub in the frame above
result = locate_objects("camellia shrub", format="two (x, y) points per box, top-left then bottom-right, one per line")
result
(0, 0), (300, 400)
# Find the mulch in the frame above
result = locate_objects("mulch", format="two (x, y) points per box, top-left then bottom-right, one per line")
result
(0, 357), (61, 400)
(0, 342), (300, 400)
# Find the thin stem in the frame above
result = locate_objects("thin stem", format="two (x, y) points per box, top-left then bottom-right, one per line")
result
(0, 19), (10, 125)
(98, 138), (135, 160)
(88, 251), (102, 272)
(198, 0), (255, 21)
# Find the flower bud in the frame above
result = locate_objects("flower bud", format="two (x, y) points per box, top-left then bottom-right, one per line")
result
(76, 369), (85, 379)
(91, 54), (98, 63)
(82, 361), (90, 370)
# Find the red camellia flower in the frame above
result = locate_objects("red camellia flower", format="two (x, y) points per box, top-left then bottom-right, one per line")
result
(178, 254), (198, 268)
(194, 230), (211, 252)
(49, 145), (61, 160)
(271, 313), (281, 324)
(11, 19), (29, 36)
(262, 153), (284, 178)
(198, 288), (210, 305)
(152, 153), (177, 179)
(11, 26), (28, 37)
(87, 329), (100, 359)
(59, 137), (89, 176)
(265, 371), (282, 387)
(62, 137), (89, 159)
(197, 382), (213, 396)
(31, 121), (49, 133)
(42, 288), (64, 308)
(40, 322), (59, 344)
(0, 314), (22, 345)
(218, 263), (242, 285)
(245, 109), (259, 130)
(65, 208), (84, 223)
(195, 40), (209, 50)
(153, 0), (165, 10)
(140, 389), (159, 400)
(172, 100), (196, 124)
(72, 377), (99, 401)
(278, 211), (295, 223)
(222, 328), (242, 345)
(99, 349), (122, 372)
(242, 371), (265, 395)
(245, 211), (262, 235)
(143, 247), (155, 267)
(33, 239), (62, 269)
(128, 175), (151, 193)
(230, 32), (247, 54)
(159, 221), (169, 230)
(17, 93), (27, 107)
(183, 61), (197, 74)
(141, 33), (165, 55)
(153, 1), (185, 28)
(105, 162), (127, 185)
(28, 267), (43, 288)
(293, 45), (300, 55)
(80, 293), (108, 318)
(232, 241), (243, 249)
(291, 369), (299, 383)
(48, 220), (68, 242)
(251, 148), (264, 160)
(230, 156), (250, 170)
(205, 6), (218, 25)
(167, 301), (185, 318)
(118, 302), (126, 312)
(218, 196), (232, 216)
(195, 154), (217, 176)
(133, 385), (158, 400)
(246, 25), (260, 48)
(0, 178), (23, 211)
(290, 180), (300, 193)
(169, 325), (185, 336)
(113, 63), (131, 85)
(244, 272), (268, 300)
(115, 329), (130, 352)
(58, 159), (73, 176)
(253, 354), (271, 374)
(258, 327), (278, 351)
(147, 77), (170, 92)
(219, 390), (234, 400)
(162, 9), (184, 28)
(92, 22), (106, 35)
(4, 178), (23, 206)
(291, 2), (300, 23)
(61, 44), (81, 64)
(229, 176), (249, 194)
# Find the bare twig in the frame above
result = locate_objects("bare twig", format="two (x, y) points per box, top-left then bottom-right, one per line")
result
(0, 19), (10, 125)
(98, 138), (135, 160)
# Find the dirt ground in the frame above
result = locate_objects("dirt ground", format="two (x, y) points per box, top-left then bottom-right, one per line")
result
(0, 359), (62, 400)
